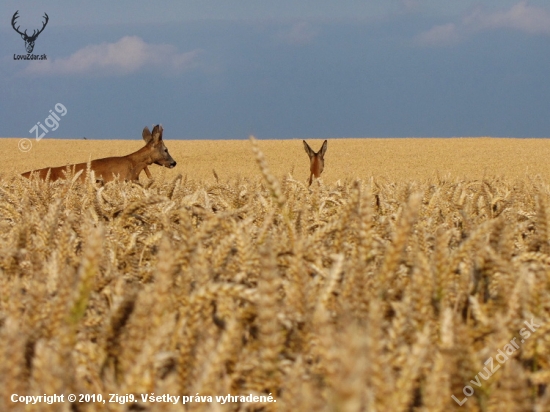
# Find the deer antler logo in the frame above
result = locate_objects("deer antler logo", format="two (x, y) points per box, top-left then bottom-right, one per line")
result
(11, 11), (49, 54)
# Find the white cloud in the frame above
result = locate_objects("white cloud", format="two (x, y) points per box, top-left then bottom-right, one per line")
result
(414, 23), (461, 46)
(465, 1), (550, 34)
(415, 1), (550, 46)
(401, 0), (421, 12)
(24, 36), (202, 76)
(274, 22), (319, 46)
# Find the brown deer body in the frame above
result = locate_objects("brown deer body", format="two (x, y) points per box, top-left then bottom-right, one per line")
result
(22, 125), (176, 183)
(303, 140), (327, 186)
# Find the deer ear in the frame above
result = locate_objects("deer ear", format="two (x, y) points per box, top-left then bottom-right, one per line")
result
(151, 124), (162, 143)
(319, 140), (328, 157)
(157, 125), (163, 141)
(303, 140), (314, 159)
(142, 126), (153, 144)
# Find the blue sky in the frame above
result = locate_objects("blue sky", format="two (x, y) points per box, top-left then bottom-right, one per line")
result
(1, 1), (550, 139)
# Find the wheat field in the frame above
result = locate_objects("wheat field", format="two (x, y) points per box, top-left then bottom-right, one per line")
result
(1, 136), (550, 411)
(7, 137), (550, 182)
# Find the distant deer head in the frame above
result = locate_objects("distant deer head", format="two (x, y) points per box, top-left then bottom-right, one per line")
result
(12, 11), (49, 54)
(303, 140), (327, 186)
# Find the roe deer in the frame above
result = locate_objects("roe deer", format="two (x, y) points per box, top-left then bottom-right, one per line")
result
(303, 139), (327, 186)
(22, 125), (176, 183)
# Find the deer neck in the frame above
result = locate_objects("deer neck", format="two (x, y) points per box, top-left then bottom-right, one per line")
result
(311, 156), (322, 178)
(127, 145), (156, 173)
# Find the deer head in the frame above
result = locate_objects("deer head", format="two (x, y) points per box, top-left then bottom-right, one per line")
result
(142, 125), (177, 169)
(303, 140), (327, 186)
(12, 11), (49, 54)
